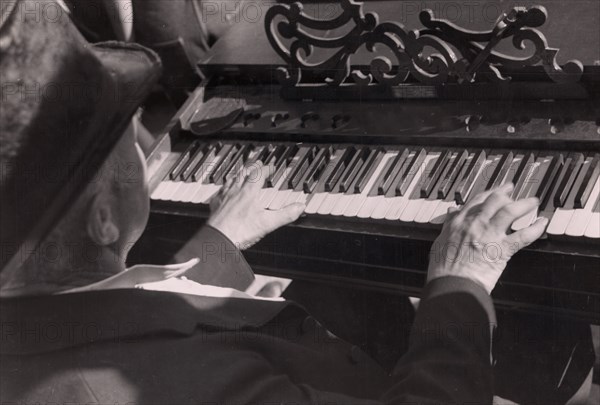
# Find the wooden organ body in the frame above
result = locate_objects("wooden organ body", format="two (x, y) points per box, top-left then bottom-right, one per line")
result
(136, 1), (600, 322)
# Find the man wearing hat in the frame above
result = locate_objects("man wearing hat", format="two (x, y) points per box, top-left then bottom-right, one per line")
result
(0, 0), (592, 403)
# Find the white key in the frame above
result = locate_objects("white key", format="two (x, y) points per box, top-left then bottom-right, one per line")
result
(566, 179), (600, 237)
(186, 182), (211, 204)
(343, 153), (394, 217)
(357, 194), (382, 218)
(547, 158), (592, 235)
(150, 180), (171, 200)
(358, 194), (384, 219)
(546, 206), (576, 236)
(302, 149), (345, 214)
(170, 181), (196, 202)
(264, 166), (295, 209)
(430, 201), (458, 225)
(268, 149), (311, 210)
(414, 197), (442, 224)
(295, 191), (313, 206)
(268, 188), (294, 211)
(283, 189), (307, 207)
(503, 152), (525, 186)
(180, 160), (220, 203)
(160, 181), (185, 201)
(178, 182), (203, 203)
(191, 183), (220, 205)
(160, 180), (184, 200)
(464, 155), (499, 202)
(584, 198), (600, 238)
(330, 190), (355, 216)
(170, 150), (216, 202)
(256, 163), (277, 206)
(385, 155), (436, 220)
(511, 158), (550, 231)
(428, 153), (478, 224)
(305, 192), (328, 214)
(189, 159), (221, 204)
(370, 195), (395, 219)
(357, 154), (398, 218)
(399, 155), (439, 222)
(317, 189), (345, 215)
(415, 151), (463, 224)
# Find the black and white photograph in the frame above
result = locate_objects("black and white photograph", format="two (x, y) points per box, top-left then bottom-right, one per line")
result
(1, 0), (599, 403)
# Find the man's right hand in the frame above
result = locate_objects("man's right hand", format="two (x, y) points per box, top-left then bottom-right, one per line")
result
(427, 183), (548, 294)
(207, 162), (305, 249)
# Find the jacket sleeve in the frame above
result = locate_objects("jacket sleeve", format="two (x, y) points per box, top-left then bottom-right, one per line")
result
(172, 225), (255, 291)
(318, 277), (495, 404)
(224, 276), (497, 404)
(380, 276), (496, 403)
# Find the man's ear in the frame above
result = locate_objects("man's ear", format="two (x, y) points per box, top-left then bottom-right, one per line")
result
(87, 194), (120, 246)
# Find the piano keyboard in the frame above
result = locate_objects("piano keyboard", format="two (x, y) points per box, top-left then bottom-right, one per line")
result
(151, 141), (600, 241)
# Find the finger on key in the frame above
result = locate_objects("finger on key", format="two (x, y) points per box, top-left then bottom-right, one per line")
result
(264, 202), (305, 230)
(243, 161), (267, 193)
(491, 196), (540, 231)
(460, 183), (514, 218)
(505, 216), (548, 249)
(478, 184), (515, 220)
(441, 206), (460, 228)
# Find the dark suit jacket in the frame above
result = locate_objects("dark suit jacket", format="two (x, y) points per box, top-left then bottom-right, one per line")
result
(0, 227), (496, 404)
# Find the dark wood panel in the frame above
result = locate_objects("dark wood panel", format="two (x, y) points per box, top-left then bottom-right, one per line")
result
(131, 211), (600, 323)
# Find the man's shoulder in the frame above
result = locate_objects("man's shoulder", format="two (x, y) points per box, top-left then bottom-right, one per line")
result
(0, 289), (291, 355)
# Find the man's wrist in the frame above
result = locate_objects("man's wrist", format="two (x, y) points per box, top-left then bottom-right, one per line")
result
(423, 276), (496, 326)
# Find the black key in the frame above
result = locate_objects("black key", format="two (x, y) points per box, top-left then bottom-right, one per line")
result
(421, 149), (451, 198)
(438, 150), (468, 199)
(444, 152), (474, 202)
(190, 143), (220, 182)
(169, 142), (198, 180)
(303, 147), (332, 193)
(394, 148), (427, 196)
(266, 145), (298, 187)
(574, 154), (600, 208)
(288, 146), (316, 189)
(455, 150), (486, 204)
(222, 144), (253, 183)
(181, 144), (209, 181)
(209, 144), (238, 184)
(246, 145), (270, 165)
(428, 151), (457, 200)
(536, 154), (564, 209)
(554, 153), (585, 207)
(325, 147), (356, 192)
(309, 148), (345, 194)
(511, 152), (536, 199)
(563, 156), (593, 209)
(487, 151), (513, 190)
(339, 148), (368, 192)
(369, 153), (395, 196)
(376, 148), (409, 196)
(264, 145), (286, 166)
(354, 148), (384, 193)
(264, 146), (287, 187)
(468, 151), (506, 202)
(540, 155), (571, 211)
(594, 194), (600, 213)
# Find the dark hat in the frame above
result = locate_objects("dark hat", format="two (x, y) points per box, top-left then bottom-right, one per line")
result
(0, 0), (162, 275)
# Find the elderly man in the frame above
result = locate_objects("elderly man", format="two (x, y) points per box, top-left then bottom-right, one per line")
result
(0, 1), (591, 403)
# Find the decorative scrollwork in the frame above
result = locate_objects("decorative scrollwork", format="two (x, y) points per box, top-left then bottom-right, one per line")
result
(264, 0), (583, 87)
